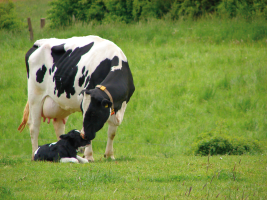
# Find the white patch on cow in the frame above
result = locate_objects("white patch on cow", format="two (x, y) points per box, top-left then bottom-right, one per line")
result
(49, 142), (57, 147)
(82, 93), (91, 119)
(34, 147), (40, 155)
(111, 61), (122, 71)
(108, 101), (127, 126)
(74, 129), (80, 133)
(60, 158), (79, 163)
(111, 51), (127, 72)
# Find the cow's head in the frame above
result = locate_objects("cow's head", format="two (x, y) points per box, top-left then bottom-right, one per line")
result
(80, 88), (112, 140)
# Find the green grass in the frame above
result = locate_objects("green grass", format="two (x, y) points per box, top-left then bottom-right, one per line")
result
(1, 155), (267, 199)
(1, 0), (267, 199)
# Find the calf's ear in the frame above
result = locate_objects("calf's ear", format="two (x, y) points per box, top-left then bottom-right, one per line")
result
(101, 99), (112, 108)
(60, 134), (71, 140)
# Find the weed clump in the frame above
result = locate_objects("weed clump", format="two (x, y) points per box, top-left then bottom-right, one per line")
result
(192, 129), (263, 156)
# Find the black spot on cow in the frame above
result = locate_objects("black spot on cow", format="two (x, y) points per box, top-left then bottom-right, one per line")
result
(51, 44), (66, 74)
(112, 56), (119, 66)
(25, 44), (38, 79)
(52, 42), (94, 98)
(36, 65), (47, 83)
(51, 44), (66, 64)
(86, 56), (119, 90)
(79, 66), (89, 87)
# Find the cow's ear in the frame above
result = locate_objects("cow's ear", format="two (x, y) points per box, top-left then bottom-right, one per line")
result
(101, 99), (112, 108)
(80, 89), (91, 96)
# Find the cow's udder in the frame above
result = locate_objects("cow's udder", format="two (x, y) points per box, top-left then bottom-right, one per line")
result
(42, 96), (70, 124)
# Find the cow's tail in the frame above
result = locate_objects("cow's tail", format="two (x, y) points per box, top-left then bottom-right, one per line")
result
(18, 101), (29, 133)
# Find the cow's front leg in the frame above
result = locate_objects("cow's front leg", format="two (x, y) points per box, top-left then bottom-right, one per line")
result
(104, 124), (117, 160)
(84, 142), (94, 161)
(52, 117), (68, 140)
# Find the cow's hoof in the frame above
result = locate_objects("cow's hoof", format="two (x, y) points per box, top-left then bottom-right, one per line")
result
(104, 154), (115, 160)
(85, 156), (94, 162)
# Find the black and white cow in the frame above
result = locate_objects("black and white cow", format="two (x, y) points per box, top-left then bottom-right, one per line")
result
(18, 35), (135, 161)
(34, 129), (90, 163)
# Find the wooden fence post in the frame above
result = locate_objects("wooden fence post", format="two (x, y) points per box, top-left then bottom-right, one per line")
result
(27, 17), (34, 41)
(41, 18), (45, 29)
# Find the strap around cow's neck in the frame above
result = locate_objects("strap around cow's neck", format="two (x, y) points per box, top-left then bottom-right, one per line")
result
(96, 85), (115, 115)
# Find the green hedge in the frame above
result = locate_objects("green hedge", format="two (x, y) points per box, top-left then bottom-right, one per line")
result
(217, 0), (267, 20)
(0, 0), (21, 30)
(47, 0), (267, 27)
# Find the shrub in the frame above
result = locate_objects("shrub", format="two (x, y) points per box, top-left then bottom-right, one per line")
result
(217, 0), (267, 20)
(88, 0), (107, 22)
(167, 0), (222, 20)
(47, 0), (267, 27)
(132, 0), (173, 21)
(167, 0), (181, 20)
(192, 131), (263, 156)
(0, 0), (21, 31)
(104, 0), (133, 23)
(48, 0), (131, 26)
(217, 0), (238, 18)
(47, 0), (82, 28)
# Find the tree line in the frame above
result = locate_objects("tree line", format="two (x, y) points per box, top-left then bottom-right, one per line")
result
(1, 0), (267, 30)
(47, 0), (267, 27)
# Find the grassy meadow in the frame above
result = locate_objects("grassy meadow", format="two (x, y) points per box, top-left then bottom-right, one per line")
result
(1, 0), (267, 199)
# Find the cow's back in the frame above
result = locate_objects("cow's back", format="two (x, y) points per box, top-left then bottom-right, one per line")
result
(26, 36), (128, 110)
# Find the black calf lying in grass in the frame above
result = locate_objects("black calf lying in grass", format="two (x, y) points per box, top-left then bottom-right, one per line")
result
(34, 129), (90, 163)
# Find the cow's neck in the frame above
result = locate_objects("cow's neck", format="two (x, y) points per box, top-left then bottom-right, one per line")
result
(96, 85), (115, 115)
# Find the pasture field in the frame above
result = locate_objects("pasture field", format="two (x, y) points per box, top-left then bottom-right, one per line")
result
(1, 0), (267, 199)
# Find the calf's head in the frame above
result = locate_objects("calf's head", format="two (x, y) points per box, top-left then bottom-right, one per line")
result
(80, 89), (112, 141)
(60, 129), (91, 149)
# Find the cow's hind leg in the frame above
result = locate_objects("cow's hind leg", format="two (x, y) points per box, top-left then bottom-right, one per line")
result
(28, 102), (42, 160)
(52, 117), (68, 140)
(104, 124), (117, 160)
